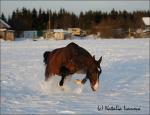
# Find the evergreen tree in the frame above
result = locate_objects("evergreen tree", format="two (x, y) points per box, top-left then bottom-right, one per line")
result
(2, 8), (149, 38)
(1, 13), (7, 22)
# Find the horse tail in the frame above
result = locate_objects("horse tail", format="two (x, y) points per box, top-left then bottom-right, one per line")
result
(43, 51), (51, 65)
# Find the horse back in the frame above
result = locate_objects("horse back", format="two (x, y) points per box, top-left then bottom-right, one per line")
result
(45, 42), (93, 75)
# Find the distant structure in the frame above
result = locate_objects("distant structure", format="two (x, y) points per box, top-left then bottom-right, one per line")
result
(68, 28), (87, 37)
(43, 29), (70, 40)
(43, 13), (55, 39)
(53, 29), (64, 40)
(142, 17), (150, 26)
(0, 19), (15, 41)
(129, 17), (150, 38)
(43, 13), (70, 40)
(43, 29), (54, 39)
(142, 17), (150, 38)
(22, 30), (38, 39)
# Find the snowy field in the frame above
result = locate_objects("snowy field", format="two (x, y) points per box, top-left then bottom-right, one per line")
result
(0, 38), (149, 114)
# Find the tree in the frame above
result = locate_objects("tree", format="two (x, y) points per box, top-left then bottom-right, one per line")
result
(5, 8), (150, 38)
(32, 8), (38, 30)
(1, 13), (7, 22)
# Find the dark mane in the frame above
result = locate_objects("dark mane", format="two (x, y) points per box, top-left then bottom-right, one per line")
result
(67, 42), (92, 56)
(66, 42), (93, 61)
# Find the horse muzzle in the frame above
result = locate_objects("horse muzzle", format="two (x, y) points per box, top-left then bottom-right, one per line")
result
(91, 81), (99, 91)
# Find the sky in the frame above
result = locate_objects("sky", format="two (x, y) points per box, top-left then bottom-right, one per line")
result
(1, 0), (149, 17)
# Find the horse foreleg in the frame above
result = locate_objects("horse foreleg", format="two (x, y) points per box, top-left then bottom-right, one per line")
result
(81, 77), (87, 84)
(81, 74), (88, 84)
(75, 77), (87, 85)
(59, 75), (66, 86)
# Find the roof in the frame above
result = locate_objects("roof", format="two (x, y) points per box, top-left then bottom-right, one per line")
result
(53, 29), (64, 32)
(142, 17), (150, 26)
(0, 19), (11, 29)
(0, 29), (14, 32)
(23, 30), (37, 32)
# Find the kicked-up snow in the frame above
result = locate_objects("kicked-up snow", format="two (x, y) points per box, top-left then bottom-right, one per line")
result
(0, 38), (149, 114)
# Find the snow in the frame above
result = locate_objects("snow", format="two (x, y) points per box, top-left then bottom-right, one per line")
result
(1, 38), (149, 114)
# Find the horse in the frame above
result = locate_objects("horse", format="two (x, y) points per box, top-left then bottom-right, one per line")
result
(43, 42), (102, 91)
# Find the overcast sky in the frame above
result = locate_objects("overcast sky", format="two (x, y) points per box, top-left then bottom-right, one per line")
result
(1, 0), (149, 17)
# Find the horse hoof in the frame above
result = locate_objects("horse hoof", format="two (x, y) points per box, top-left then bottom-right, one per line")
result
(75, 79), (82, 85)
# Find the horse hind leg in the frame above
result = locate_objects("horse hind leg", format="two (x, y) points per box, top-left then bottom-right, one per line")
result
(59, 75), (66, 86)
(45, 72), (49, 81)
(45, 66), (51, 81)
(59, 66), (69, 86)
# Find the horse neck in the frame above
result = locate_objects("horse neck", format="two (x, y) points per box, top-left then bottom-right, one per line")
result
(84, 56), (95, 69)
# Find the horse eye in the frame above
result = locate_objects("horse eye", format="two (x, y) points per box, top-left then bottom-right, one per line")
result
(98, 69), (102, 76)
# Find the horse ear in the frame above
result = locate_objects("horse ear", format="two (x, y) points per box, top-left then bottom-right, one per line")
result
(93, 55), (95, 60)
(98, 56), (102, 65)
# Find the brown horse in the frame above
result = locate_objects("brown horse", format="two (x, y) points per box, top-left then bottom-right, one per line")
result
(43, 42), (102, 91)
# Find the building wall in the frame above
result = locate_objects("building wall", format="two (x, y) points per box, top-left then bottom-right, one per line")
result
(6, 31), (15, 40)
(0, 31), (15, 41)
(43, 31), (65, 40)
(54, 32), (64, 40)
(43, 31), (54, 39)
(0, 31), (5, 39)
(23, 31), (37, 38)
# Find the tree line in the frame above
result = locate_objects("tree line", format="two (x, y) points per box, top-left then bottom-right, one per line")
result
(1, 8), (150, 37)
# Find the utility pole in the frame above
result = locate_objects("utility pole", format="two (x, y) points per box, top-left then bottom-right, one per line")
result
(128, 27), (131, 38)
(48, 11), (51, 30)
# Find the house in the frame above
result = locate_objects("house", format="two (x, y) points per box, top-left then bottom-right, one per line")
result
(43, 29), (69, 40)
(68, 28), (87, 37)
(68, 28), (81, 36)
(0, 19), (15, 41)
(22, 30), (38, 39)
(142, 17), (150, 26)
(142, 17), (150, 38)
(112, 28), (127, 38)
(129, 17), (150, 38)
(53, 29), (64, 40)
(43, 29), (54, 39)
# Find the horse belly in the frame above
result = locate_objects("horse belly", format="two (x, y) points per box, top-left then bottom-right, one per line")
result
(76, 69), (86, 74)
(49, 54), (63, 75)
(48, 62), (60, 75)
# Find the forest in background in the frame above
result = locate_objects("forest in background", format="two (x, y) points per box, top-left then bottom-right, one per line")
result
(1, 8), (150, 38)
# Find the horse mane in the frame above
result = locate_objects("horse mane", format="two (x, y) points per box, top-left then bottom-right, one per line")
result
(66, 42), (92, 58)
(65, 42), (97, 71)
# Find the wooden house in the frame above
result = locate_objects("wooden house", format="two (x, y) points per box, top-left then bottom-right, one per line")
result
(22, 30), (38, 39)
(142, 17), (150, 37)
(53, 29), (64, 40)
(43, 29), (67, 40)
(43, 29), (54, 39)
(0, 19), (15, 41)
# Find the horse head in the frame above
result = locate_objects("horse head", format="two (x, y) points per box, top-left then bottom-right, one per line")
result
(88, 56), (102, 91)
